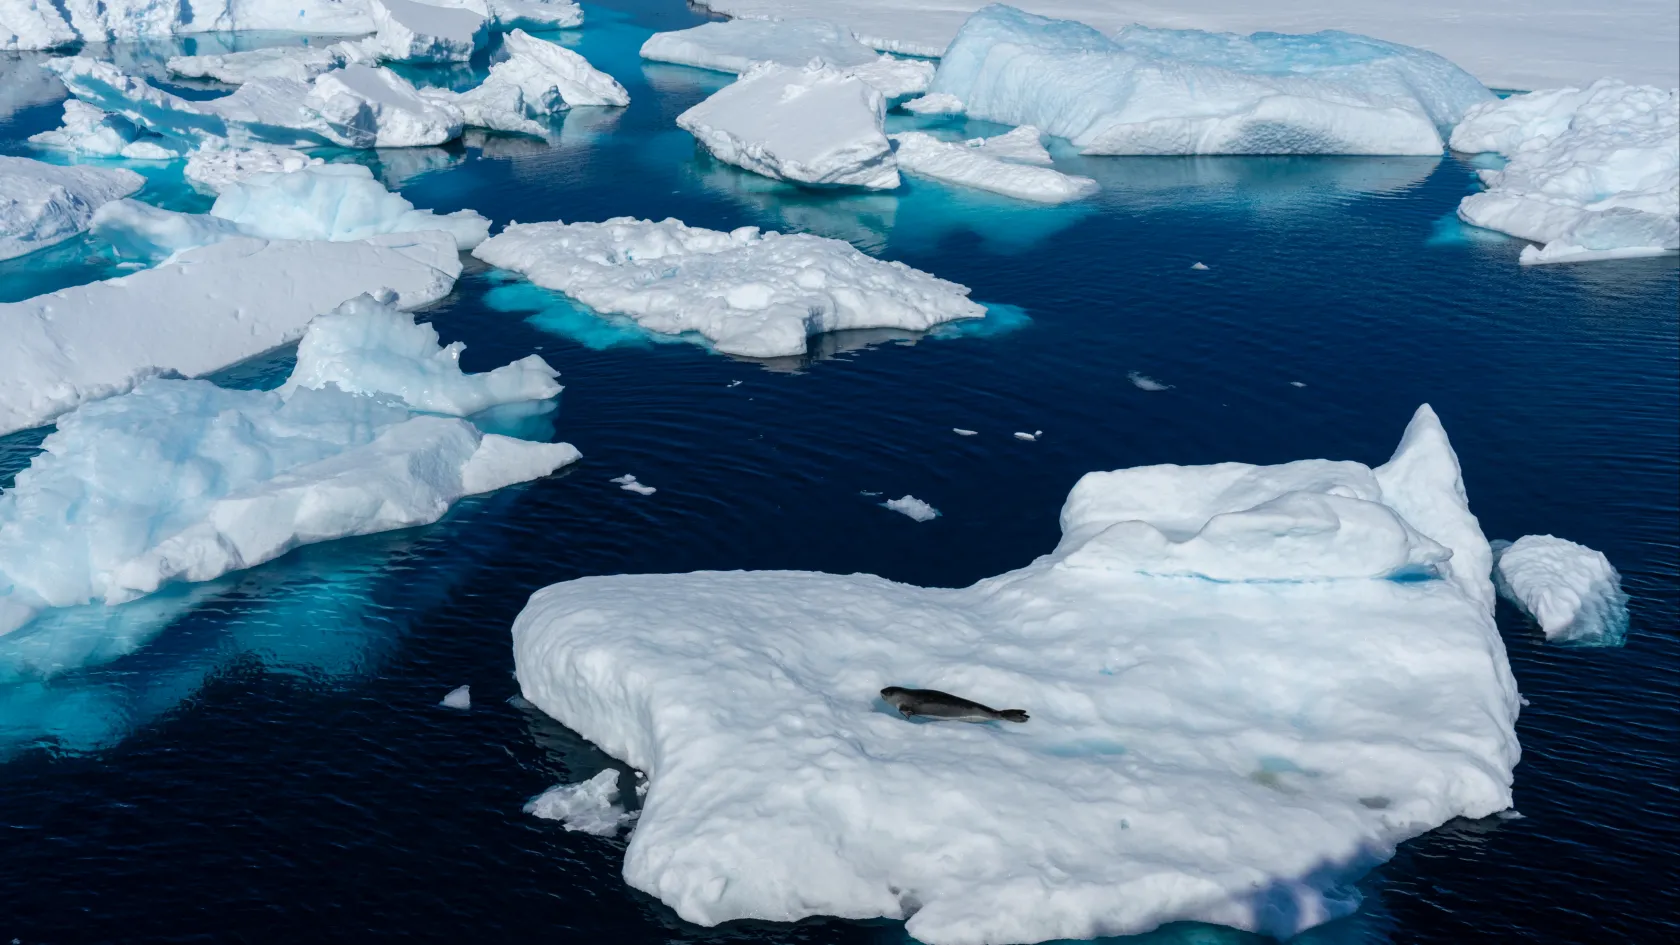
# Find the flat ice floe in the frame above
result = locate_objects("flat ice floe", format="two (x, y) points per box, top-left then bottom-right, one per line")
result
(640, 17), (931, 98)
(512, 404), (1520, 943)
(472, 216), (985, 357)
(927, 5), (1493, 155)
(1450, 81), (1679, 264)
(0, 156), (143, 260)
(890, 128), (1096, 203)
(0, 231), (460, 435)
(0, 294), (576, 638)
(678, 62), (899, 190)
(1493, 535), (1629, 644)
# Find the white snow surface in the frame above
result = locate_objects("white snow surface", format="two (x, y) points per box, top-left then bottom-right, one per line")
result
(524, 770), (635, 835)
(902, 92), (965, 115)
(184, 141), (326, 195)
(882, 495), (939, 521)
(927, 6), (1493, 156)
(472, 216), (986, 358)
(0, 155), (142, 260)
(439, 29), (629, 135)
(640, 18), (932, 98)
(0, 231), (461, 435)
(890, 130), (1095, 203)
(511, 404), (1519, 943)
(0, 296), (576, 636)
(691, 0), (1680, 91)
(678, 62), (899, 189)
(1450, 80), (1679, 265)
(363, 0), (488, 64)
(442, 684), (472, 708)
(27, 101), (177, 160)
(1492, 535), (1628, 644)
(167, 44), (361, 85)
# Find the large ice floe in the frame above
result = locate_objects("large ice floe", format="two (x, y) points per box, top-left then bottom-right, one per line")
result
(890, 127), (1097, 203)
(678, 62), (899, 190)
(512, 404), (1521, 943)
(0, 155), (142, 260)
(0, 230), (460, 435)
(0, 293), (574, 639)
(640, 17), (932, 99)
(1449, 80), (1679, 265)
(925, 5), (1492, 156)
(1493, 535), (1629, 645)
(473, 217), (985, 358)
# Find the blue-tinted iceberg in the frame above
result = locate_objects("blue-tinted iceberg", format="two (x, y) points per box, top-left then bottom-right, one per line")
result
(0, 155), (142, 260)
(1493, 535), (1629, 644)
(928, 5), (1493, 155)
(512, 404), (1518, 943)
(890, 127), (1097, 203)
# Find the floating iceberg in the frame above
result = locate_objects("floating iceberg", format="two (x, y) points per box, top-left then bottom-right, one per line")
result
(1493, 535), (1629, 644)
(512, 404), (1519, 943)
(0, 155), (142, 261)
(525, 770), (635, 835)
(0, 295), (575, 637)
(27, 100), (176, 159)
(363, 0), (488, 64)
(927, 5), (1493, 155)
(442, 28), (629, 135)
(891, 129), (1096, 203)
(639, 17), (931, 98)
(1450, 80), (1679, 264)
(184, 141), (326, 194)
(473, 216), (985, 358)
(0, 231), (460, 435)
(679, 62), (899, 189)
(441, 684), (472, 708)
(882, 495), (938, 521)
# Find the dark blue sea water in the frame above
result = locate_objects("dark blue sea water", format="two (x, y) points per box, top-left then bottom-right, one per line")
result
(1, 3), (1676, 942)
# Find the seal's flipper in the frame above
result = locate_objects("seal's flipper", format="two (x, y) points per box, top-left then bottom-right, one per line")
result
(998, 709), (1029, 723)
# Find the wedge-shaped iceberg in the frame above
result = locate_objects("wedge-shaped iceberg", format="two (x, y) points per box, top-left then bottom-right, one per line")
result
(641, 17), (932, 98)
(678, 62), (899, 189)
(512, 404), (1519, 943)
(1493, 535), (1629, 644)
(0, 231), (460, 435)
(473, 216), (985, 357)
(891, 129), (1096, 203)
(0, 296), (576, 638)
(928, 5), (1492, 156)
(440, 29), (629, 135)
(1450, 80), (1678, 264)
(0, 155), (142, 261)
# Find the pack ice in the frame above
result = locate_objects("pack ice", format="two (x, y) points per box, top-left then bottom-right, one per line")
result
(1450, 80), (1679, 265)
(1493, 535), (1629, 645)
(512, 405), (1521, 943)
(640, 17), (932, 98)
(0, 294), (573, 639)
(927, 5), (1493, 155)
(890, 127), (1097, 204)
(472, 217), (985, 358)
(678, 62), (899, 190)
(0, 230), (460, 435)
(0, 156), (142, 260)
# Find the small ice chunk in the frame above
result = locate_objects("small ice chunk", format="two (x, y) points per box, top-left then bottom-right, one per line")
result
(1291, 381), (1307, 388)
(1128, 371), (1172, 391)
(309, 64), (465, 148)
(727, 380), (742, 387)
(1191, 261), (1210, 271)
(524, 769), (634, 835)
(882, 495), (939, 521)
(1492, 535), (1629, 643)
(1013, 430), (1041, 441)
(891, 130), (1096, 203)
(902, 92), (964, 115)
(487, 0), (583, 30)
(442, 685), (472, 709)
(952, 428), (977, 436)
(167, 44), (358, 85)
(611, 475), (657, 495)
(0, 155), (142, 260)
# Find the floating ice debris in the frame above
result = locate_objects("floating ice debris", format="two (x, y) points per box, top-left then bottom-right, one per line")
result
(678, 61), (899, 190)
(952, 428), (977, 436)
(1291, 381), (1308, 388)
(640, 18), (930, 97)
(524, 770), (635, 835)
(184, 141), (326, 195)
(890, 130), (1096, 203)
(842, 55), (936, 99)
(0, 231), (460, 435)
(1498, 809), (1526, 820)
(1450, 80), (1678, 264)
(902, 92), (964, 115)
(1128, 371), (1172, 391)
(634, 772), (649, 798)
(442, 685), (472, 709)
(472, 217), (985, 358)
(27, 101), (177, 159)
(1013, 430), (1041, 441)
(929, 6), (1492, 155)
(882, 495), (939, 522)
(611, 475), (657, 496)
(1191, 261), (1210, 270)
(443, 29), (630, 136)
(0, 156), (142, 260)
(511, 404), (1519, 943)
(1492, 535), (1629, 644)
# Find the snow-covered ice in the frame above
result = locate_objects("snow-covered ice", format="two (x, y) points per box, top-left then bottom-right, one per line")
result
(485, 0), (582, 30)
(362, 0), (488, 64)
(442, 684), (472, 708)
(1013, 430), (1040, 441)
(0, 155), (142, 261)
(927, 6), (1493, 156)
(610, 475), (657, 496)
(952, 428), (976, 436)
(0, 231), (461, 435)
(1493, 535), (1628, 644)
(1450, 81), (1678, 265)
(678, 62), (899, 190)
(472, 217), (985, 358)
(890, 129), (1096, 203)
(642, 18), (879, 75)
(524, 770), (635, 835)
(1191, 261), (1210, 270)
(312, 64), (465, 147)
(965, 124), (1052, 164)
(902, 92), (964, 115)
(443, 28), (629, 135)
(511, 404), (1519, 943)
(0, 296), (575, 637)
(184, 142), (326, 194)
(27, 101), (177, 159)
(167, 44), (360, 85)
(1127, 371), (1171, 391)
(882, 495), (938, 521)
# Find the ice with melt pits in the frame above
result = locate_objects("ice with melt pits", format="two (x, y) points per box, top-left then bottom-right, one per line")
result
(0, 155), (142, 260)
(639, 17), (931, 98)
(441, 685), (472, 709)
(510, 405), (1520, 943)
(1492, 535), (1629, 645)
(928, 5), (1493, 155)
(1450, 80), (1678, 264)
(890, 127), (1096, 203)
(524, 770), (636, 835)
(472, 216), (986, 359)
(882, 495), (939, 521)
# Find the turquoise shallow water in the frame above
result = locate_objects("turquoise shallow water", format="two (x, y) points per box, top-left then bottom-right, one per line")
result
(0, 3), (1676, 943)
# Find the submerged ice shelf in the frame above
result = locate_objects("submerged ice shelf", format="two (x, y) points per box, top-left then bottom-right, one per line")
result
(512, 405), (1520, 943)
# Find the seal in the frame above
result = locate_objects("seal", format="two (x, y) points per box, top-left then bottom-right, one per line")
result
(880, 686), (1029, 723)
